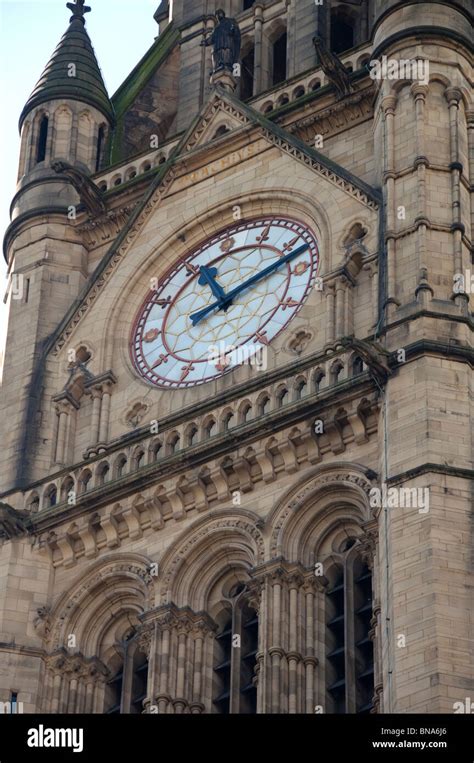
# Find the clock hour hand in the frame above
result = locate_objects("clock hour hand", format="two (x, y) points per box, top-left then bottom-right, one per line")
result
(198, 266), (227, 304)
(190, 242), (309, 326)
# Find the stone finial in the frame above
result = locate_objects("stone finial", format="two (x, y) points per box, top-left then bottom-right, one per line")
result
(66, 0), (91, 23)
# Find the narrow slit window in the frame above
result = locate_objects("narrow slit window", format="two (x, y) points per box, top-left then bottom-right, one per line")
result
(36, 116), (48, 163)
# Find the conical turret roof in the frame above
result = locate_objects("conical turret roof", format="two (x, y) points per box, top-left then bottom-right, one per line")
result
(19, 1), (114, 129)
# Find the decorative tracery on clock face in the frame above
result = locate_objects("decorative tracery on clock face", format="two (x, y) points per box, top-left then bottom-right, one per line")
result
(131, 217), (319, 389)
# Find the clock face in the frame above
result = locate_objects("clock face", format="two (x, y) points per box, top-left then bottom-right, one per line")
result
(131, 217), (319, 389)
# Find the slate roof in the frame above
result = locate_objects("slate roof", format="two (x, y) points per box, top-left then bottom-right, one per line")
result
(19, 14), (113, 130)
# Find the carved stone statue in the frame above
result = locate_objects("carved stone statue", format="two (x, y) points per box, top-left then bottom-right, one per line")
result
(201, 9), (241, 73)
(313, 35), (354, 98)
(33, 607), (51, 638)
(0, 502), (30, 539)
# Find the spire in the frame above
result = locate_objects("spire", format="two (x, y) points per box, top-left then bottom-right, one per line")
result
(19, 1), (113, 130)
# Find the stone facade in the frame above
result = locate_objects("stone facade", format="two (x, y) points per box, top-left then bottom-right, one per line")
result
(0, 0), (472, 715)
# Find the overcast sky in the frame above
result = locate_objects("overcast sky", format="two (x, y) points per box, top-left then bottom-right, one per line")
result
(0, 0), (162, 379)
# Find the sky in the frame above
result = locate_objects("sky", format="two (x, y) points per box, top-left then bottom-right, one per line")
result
(0, 0), (162, 378)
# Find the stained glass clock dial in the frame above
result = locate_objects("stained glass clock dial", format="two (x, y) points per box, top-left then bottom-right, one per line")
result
(131, 217), (319, 389)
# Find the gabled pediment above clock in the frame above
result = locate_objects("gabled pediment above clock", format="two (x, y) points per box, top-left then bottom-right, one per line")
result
(180, 90), (251, 153)
(170, 85), (381, 211)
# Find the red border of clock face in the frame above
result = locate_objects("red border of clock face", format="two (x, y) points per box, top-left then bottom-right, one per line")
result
(130, 217), (319, 389)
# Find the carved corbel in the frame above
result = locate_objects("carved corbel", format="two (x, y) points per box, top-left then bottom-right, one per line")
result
(233, 456), (253, 493)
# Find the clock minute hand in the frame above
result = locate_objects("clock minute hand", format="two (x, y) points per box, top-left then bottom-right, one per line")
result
(190, 243), (309, 326)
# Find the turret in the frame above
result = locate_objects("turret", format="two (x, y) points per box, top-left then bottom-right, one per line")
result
(0, 1), (113, 493)
(13, 0), (114, 220)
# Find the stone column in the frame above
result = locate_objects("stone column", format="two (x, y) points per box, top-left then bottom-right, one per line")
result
(253, 4), (264, 94)
(50, 671), (63, 714)
(445, 87), (466, 307)
(67, 676), (78, 713)
(335, 278), (346, 339)
(287, 575), (301, 714)
(269, 572), (283, 713)
(54, 403), (70, 465)
(466, 109), (474, 248)
(411, 84), (430, 288)
(325, 285), (335, 345)
(344, 281), (353, 337)
(382, 95), (398, 316)
(90, 387), (102, 445)
(98, 382), (113, 444)
(303, 580), (317, 713)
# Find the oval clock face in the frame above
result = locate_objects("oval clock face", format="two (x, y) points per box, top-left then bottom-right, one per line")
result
(131, 217), (319, 388)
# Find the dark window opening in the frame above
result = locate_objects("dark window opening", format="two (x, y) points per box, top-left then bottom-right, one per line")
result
(214, 125), (230, 138)
(272, 33), (287, 86)
(352, 356), (364, 376)
(354, 563), (374, 713)
(331, 15), (354, 54)
(95, 126), (105, 172)
(240, 604), (258, 714)
(10, 692), (18, 714)
(213, 595), (258, 714)
(241, 48), (255, 100)
(326, 568), (346, 714)
(326, 559), (374, 714)
(106, 667), (123, 714)
(36, 116), (48, 164)
(243, 0), (255, 9)
(131, 653), (148, 714)
(213, 613), (232, 715)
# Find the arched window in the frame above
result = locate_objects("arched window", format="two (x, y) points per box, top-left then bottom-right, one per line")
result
(78, 470), (92, 494)
(60, 477), (75, 502)
(258, 395), (271, 416)
(44, 485), (57, 509)
(205, 419), (217, 439)
(36, 115), (48, 164)
(97, 463), (110, 487)
(276, 387), (288, 408)
(330, 362), (344, 385)
(272, 32), (287, 86)
(352, 356), (364, 376)
(116, 456), (127, 479)
(214, 125), (229, 139)
(294, 378), (307, 400)
(187, 425), (199, 446)
(240, 403), (252, 424)
(150, 440), (162, 462)
(314, 370), (325, 392)
(331, 11), (355, 54)
(167, 432), (180, 455)
(326, 550), (374, 714)
(27, 493), (40, 513)
(213, 586), (258, 714)
(105, 635), (149, 715)
(222, 411), (234, 432)
(241, 47), (255, 100)
(95, 125), (106, 172)
(133, 450), (145, 471)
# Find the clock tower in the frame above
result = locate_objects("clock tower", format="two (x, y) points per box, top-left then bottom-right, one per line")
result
(0, 0), (472, 717)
